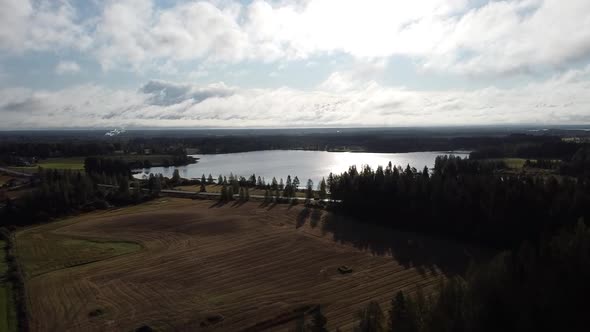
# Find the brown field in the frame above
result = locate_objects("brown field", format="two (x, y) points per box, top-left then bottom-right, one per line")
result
(17, 199), (476, 331)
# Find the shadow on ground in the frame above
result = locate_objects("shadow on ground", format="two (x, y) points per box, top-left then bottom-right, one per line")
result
(297, 207), (493, 276)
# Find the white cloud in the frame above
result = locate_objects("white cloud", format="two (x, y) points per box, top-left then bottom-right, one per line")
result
(2, 0), (589, 77)
(55, 61), (81, 75)
(94, 0), (250, 70)
(2, 67), (590, 128)
(91, 0), (590, 75)
(0, 0), (91, 53)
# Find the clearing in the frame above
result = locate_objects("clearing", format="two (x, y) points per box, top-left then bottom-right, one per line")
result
(17, 199), (475, 331)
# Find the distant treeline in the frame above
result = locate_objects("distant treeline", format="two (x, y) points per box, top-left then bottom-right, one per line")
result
(469, 138), (584, 160)
(3, 132), (585, 159)
(329, 155), (590, 248)
(140, 133), (570, 154)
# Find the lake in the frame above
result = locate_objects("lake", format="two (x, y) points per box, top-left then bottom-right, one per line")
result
(133, 150), (470, 186)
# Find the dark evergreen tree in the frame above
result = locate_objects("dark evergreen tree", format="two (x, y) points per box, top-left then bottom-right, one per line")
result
(308, 306), (328, 332)
(355, 301), (385, 332)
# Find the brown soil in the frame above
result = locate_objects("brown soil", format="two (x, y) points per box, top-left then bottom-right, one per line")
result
(19, 198), (477, 331)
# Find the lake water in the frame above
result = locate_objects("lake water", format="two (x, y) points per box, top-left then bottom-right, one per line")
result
(133, 150), (470, 186)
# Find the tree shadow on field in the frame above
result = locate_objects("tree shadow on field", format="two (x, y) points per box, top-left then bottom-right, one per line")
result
(321, 212), (492, 276)
(296, 207), (324, 229)
(309, 208), (323, 228)
(209, 201), (229, 208)
(231, 200), (247, 207)
(265, 202), (278, 211)
(296, 208), (311, 228)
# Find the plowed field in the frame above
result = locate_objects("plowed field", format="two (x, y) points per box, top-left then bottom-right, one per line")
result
(16, 198), (473, 331)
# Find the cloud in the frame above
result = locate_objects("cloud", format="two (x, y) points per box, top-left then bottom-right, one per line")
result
(1, 0), (589, 76)
(94, 0), (250, 70)
(1, 68), (590, 129)
(55, 61), (81, 75)
(0, 0), (91, 53)
(139, 80), (235, 106)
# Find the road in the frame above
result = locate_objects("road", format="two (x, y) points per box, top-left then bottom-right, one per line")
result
(97, 184), (341, 204)
(0, 167), (33, 177)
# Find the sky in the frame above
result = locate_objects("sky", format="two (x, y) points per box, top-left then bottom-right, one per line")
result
(0, 0), (590, 129)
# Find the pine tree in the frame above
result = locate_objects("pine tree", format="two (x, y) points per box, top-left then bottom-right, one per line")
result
(218, 175), (223, 185)
(307, 306), (328, 332)
(306, 179), (314, 200)
(257, 176), (263, 187)
(220, 185), (228, 201)
(201, 174), (206, 184)
(293, 176), (300, 192)
(355, 301), (385, 332)
(227, 186), (234, 200)
(319, 178), (327, 200)
(207, 174), (214, 184)
(285, 175), (293, 197)
(172, 169), (180, 184)
(388, 291), (415, 332)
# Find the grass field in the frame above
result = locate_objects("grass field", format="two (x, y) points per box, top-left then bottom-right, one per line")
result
(9, 154), (188, 173)
(0, 240), (17, 332)
(10, 157), (85, 171)
(17, 199), (476, 331)
(0, 175), (12, 186)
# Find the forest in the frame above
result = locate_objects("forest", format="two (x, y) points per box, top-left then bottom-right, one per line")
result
(328, 154), (590, 249)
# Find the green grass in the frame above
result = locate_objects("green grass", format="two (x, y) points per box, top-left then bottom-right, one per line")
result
(16, 225), (141, 278)
(501, 158), (529, 169)
(0, 240), (17, 332)
(109, 154), (185, 167)
(10, 157), (85, 171)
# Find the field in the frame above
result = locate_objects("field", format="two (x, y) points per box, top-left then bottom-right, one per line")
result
(8, 154), (188, 173)
(0, 240), (17, 332)
(0, 175), (12, 186)
(9, 157), (85, 171)
(16, 199), (475, 331)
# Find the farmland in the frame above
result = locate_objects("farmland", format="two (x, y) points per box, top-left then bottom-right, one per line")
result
(0, 239), (17, 332)
(16, 199), (476, 331)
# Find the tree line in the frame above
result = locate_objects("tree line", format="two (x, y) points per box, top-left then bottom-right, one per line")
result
(1, 169), (157, 227)
(328, 155), (590, 248)
(310, 220), (590, 332)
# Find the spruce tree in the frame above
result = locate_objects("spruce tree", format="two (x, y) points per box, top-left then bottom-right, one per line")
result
(355, 301), (385, 332)
(319, 178), (327, 200)
(220, 185), (227, 201)
(172, 169), (180, 184)
(308, 306), (328, 332)
(306, 179), (314, 200)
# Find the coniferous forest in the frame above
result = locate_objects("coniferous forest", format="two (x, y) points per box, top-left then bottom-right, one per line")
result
(329, 155), (590, 248)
